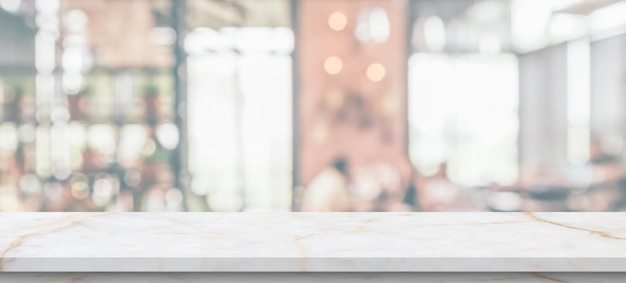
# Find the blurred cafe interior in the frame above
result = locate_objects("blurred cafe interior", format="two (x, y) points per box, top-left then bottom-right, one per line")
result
(1, 0), (626, 212)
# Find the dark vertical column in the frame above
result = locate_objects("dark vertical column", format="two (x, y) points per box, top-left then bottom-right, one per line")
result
(405, 0), (415, 158)
(172, 0), (189, 211)
(290, 0), (300, 211)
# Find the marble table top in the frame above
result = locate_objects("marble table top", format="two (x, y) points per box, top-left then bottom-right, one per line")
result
(1, 212), (626, 272)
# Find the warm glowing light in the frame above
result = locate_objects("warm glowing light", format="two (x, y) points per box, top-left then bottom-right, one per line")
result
(367, 63), (386, 82)
(312, 119), (329, 143)
(324, 56), (343, 75)
(328, 12), (347, 31)
(325, 88), (344, 110)
(382, 94), (398, 114)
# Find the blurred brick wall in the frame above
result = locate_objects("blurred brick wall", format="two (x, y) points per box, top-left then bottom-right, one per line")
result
(297, 0), (410, 185)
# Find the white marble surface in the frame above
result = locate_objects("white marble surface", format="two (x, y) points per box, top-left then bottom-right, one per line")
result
(1, 212), (626, 272)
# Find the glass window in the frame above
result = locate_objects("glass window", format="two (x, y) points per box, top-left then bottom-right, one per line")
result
(408, 53), (519, 187)
(187, 26), (293, 211)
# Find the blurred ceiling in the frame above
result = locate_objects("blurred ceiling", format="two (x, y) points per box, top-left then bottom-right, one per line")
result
(187, 0), (290, 29)
(556, 0), (624, 14)
(410, 0), (512, 53)
(411, 0), (477, 22)
(410, 0), (626, 54)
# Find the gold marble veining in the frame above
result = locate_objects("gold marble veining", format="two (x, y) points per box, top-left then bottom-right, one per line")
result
(0, 213), (111, 271)
(523, 212), (626, 241)
(530, 272), (570, 283)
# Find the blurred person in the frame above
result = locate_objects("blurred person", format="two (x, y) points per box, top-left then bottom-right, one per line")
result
(517, 164), (568, 191)
(18, 188), (44, 212)
(141, 163), (178, 212)
(350, 165), (382, 212)
(567, 139), (625, 211)
(300, 156), (351, 212)
(575, 154), (625, 211)
(616, 176), (626, 212)
(0, 153), (35, 211)
(82, 147), (107, 175)
(401, 157), (423, 211)
(373, 163), (412, 212)
(511, 165), (568, 211)
(589, 138), (607, 163)
(107, 191), (134, 212)
(402, 175), (418, 209)
(573, 138), (618, 181)
(0, 187), (19, 211)
(419, 163), (477, 211)
(590, 154), (623, 184)
(126, 127), (173, 211)
(41, 180), (72, 212)
(348, 161), (417, 212)
(41, 176), (98, 212)
(589, 140), (626, 211)
(142, 183), (170, 212)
